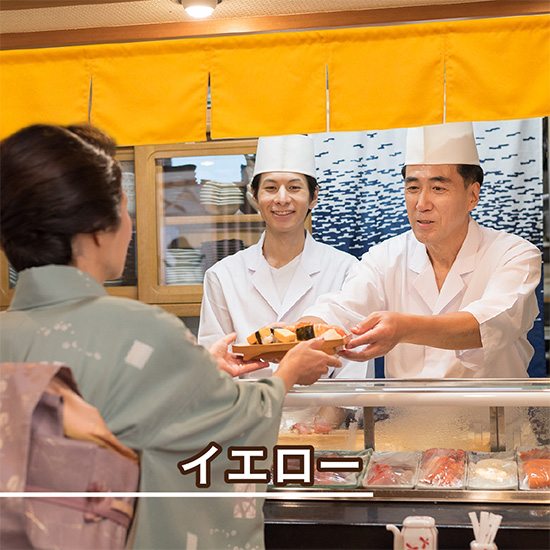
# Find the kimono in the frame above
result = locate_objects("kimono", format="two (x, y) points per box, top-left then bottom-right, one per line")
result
(303, 219), (541, 378)
(1, 265), (286, 550)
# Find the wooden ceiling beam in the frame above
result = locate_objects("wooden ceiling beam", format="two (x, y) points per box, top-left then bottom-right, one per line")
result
(0, 0), (145, 10)
(1, 0), (548, 50)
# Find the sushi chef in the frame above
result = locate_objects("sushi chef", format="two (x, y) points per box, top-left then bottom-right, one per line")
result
(199, 134), (373, 379)
(300, 121), (541, 378)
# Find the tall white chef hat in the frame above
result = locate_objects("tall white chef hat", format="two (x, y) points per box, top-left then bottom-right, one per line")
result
(404, 121), (480, 166)
(252, 134), (317, 179)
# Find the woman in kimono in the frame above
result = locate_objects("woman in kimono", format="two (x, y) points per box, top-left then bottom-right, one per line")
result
(198, 134), (372, 380)
(0, 123), (341, 550)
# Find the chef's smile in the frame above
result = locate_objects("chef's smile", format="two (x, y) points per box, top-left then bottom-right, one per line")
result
(272, 209), (295, 218)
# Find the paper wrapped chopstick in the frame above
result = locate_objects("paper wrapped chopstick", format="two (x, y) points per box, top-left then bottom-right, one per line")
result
(469, 511), (502, 544)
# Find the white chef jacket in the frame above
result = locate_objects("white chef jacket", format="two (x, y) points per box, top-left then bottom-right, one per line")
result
(199, 231), (373, 378)
(303, 219), (541, 379)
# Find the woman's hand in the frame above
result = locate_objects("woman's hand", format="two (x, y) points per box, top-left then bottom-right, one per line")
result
(275, 337), (342, 391)
(209, 333), (270, 377)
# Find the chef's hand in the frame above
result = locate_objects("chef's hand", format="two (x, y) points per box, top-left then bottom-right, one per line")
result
(339, 311), (402, 361)
(275, 337), (342, 392)
(209, 333), (270, 377)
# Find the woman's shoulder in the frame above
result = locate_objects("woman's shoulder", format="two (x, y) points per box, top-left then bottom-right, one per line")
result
(94, 295), (186, 334)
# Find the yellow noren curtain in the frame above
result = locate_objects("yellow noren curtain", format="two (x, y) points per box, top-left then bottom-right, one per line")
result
(326, 22), (445, 132)
(89, 39), (209, 146)
(0, 46), (91, 140)
(1, 15), (548, 144)
(210, 31), (328, 139)
(445, 15), (550, 123)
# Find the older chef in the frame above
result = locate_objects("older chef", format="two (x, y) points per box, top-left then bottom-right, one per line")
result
(301, 121), (541, 378)
(199, 134), (372, 379)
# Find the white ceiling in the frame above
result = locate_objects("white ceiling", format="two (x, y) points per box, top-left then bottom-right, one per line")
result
(0, 0), (498, 34)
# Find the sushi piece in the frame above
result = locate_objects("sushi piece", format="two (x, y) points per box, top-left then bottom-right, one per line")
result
(320, 328), (342, 341)
(295, 324), (315, 341)
(313, 324), (346, 338)
(246, 326), (273, 345)
(273, 328), (297, 343)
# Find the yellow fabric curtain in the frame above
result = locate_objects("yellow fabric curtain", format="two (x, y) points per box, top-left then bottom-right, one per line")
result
(0, 46), (91, 139)
(445, 15), (550, 123)
(0, 15), (548, 143)
(326, 22), (445, 132)
(89, 39), (209, 146)
(209, 31), (328, 139)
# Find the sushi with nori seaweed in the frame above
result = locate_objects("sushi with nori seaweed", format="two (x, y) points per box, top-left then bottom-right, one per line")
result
(295, 324), (315, 341)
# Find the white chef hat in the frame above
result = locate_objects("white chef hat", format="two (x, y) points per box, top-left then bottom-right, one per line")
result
(252, 134), (317, 179)
(404, 121), (480, 166)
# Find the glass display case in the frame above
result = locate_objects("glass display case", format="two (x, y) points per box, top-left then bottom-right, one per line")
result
(268, 379), (550, 504)
(263, 379), (549, 550)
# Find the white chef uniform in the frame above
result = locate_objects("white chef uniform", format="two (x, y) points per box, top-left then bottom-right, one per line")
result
(303, 218), (540, 378)
(198, 230), (373, 379)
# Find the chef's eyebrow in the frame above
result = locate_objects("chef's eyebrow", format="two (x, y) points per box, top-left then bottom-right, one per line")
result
(261, 176), (305, 184)
(405, 175), (451, 183)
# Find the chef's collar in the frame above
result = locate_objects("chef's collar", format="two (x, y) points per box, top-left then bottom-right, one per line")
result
(251, 230), (322, 275)
(409, 217), (481, 275)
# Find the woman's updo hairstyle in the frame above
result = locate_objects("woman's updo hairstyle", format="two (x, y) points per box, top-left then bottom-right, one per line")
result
(0, 123), (122, 272)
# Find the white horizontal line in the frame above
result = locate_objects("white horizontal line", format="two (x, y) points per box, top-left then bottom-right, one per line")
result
(1, 492), (373, 498)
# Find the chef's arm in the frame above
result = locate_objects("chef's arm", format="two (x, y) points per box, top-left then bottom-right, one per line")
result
(341, 310), (482, 362)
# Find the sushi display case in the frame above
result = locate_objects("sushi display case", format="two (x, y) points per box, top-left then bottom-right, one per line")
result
(267, 378), (550, 503)
(263, 379), (549, 550)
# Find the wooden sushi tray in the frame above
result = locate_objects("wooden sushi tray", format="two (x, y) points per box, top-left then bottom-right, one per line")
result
(232, 335), (351, 361)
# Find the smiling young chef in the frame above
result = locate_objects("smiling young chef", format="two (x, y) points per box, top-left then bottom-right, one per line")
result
(300, 122), (541, 378)
(198, 134), (372, 379)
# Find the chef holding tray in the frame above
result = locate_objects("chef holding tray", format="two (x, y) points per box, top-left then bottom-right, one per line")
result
(198, 134), (373, 380)
(300, 122), (541, 379)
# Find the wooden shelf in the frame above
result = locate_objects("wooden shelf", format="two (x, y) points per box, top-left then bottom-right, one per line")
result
(164, 214), (263, 226)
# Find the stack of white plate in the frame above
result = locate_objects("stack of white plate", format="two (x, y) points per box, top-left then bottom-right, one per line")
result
(164, 184), (206, 216)
(165, 248), (204, 285)
(199, 180), (244, 215)
(201, 239), (246, 272)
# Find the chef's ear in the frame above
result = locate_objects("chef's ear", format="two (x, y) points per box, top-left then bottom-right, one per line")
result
(468, 181), (480, 212)
(309, 185), (319, 210)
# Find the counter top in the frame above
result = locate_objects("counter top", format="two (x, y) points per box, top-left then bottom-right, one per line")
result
(283, 379), (550, 408)
(264, 499), (550, 550)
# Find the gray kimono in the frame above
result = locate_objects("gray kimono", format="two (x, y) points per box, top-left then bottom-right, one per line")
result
(1, 265), (286, 550)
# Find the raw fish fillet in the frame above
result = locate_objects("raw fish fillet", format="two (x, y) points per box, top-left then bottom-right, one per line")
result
(522, 458), (550, 489)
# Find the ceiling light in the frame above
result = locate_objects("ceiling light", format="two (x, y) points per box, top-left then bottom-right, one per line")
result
(179, 0), (221, 19)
